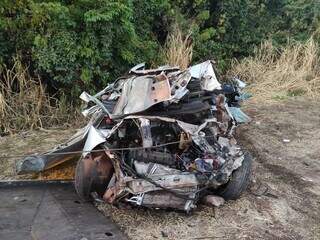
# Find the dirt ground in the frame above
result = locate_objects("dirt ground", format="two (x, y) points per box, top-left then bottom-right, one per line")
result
(0, 128), (77, 180)
(1, 97), (319, 240)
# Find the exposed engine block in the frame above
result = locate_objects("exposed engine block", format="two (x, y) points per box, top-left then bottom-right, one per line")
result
(128, 149), (176, 167)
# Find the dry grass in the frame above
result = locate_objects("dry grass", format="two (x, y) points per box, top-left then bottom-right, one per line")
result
(0, 56), (78, 135)
(163, 25), (193, 69)
(229, 38), (320, 102)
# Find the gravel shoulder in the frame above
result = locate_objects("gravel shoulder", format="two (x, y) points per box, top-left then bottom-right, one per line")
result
(1, 98), (319, 239)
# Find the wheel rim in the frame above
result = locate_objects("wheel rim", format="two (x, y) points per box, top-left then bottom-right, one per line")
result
(75, 151), (114, 200)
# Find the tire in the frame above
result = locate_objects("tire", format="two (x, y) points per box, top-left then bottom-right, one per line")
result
(217, 152), (253, 200)
(75, 151), (114, 201)
(74, 156), (94, 201)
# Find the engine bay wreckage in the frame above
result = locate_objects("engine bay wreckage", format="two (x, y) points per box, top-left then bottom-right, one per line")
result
(17, 60), (252, 213)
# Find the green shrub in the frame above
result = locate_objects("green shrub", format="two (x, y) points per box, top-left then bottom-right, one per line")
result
(0, 0), (318, 97)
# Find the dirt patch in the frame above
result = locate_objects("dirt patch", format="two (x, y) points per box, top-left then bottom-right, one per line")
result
(1, 97), (319, 239)
(0, 128), (77, 180)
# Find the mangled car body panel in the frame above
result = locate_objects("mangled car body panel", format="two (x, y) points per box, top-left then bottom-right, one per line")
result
(17, 60), (251, 213)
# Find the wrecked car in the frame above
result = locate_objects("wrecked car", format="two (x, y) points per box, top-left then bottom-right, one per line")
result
(17, 60), (252, 213)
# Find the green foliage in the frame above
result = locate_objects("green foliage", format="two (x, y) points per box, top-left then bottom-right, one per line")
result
(0, 0), (171, 96)
(0, 0), (318, 97)
(170, 0), (319, 70)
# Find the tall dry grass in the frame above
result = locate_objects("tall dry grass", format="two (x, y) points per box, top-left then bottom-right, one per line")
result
(0, 56), (77, 135)
(229, 38), (320, 102)
(163, 26), (193, 69)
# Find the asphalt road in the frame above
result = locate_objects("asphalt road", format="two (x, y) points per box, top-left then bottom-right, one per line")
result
(0, 181), (127, 240)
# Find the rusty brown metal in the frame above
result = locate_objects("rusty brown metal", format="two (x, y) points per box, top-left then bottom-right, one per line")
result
(150, 74), (171, 103)
(112, 75), (171, 116)
(102, 150), (128, 203)
(103, 186), (118, 204)
(74, 150), (114, 200)
(179, 132), (192, 150)
(202, 195), (225, 207)
(215, 94), (225, 123)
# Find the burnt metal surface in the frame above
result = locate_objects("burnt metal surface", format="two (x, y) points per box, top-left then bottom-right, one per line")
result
(0, 181), (127, 240)
(75, 152), (114, 200)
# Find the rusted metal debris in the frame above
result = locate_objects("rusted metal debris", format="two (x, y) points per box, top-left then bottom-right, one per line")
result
(202, 195), (225, 207)
(17, 60), (252, 213)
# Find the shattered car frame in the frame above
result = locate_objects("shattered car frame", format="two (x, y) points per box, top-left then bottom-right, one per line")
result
(17, 60), (252, 213)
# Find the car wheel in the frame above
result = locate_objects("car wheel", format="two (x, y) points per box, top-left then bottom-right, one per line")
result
(217, 152), (252, 200)
(75, 150), (114, 201)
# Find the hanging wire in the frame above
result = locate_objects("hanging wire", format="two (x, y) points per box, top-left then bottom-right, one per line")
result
(0, 135), (220, 159)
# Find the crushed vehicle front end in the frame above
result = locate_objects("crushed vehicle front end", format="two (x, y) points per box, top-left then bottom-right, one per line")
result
(17, 60), (252, 213)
